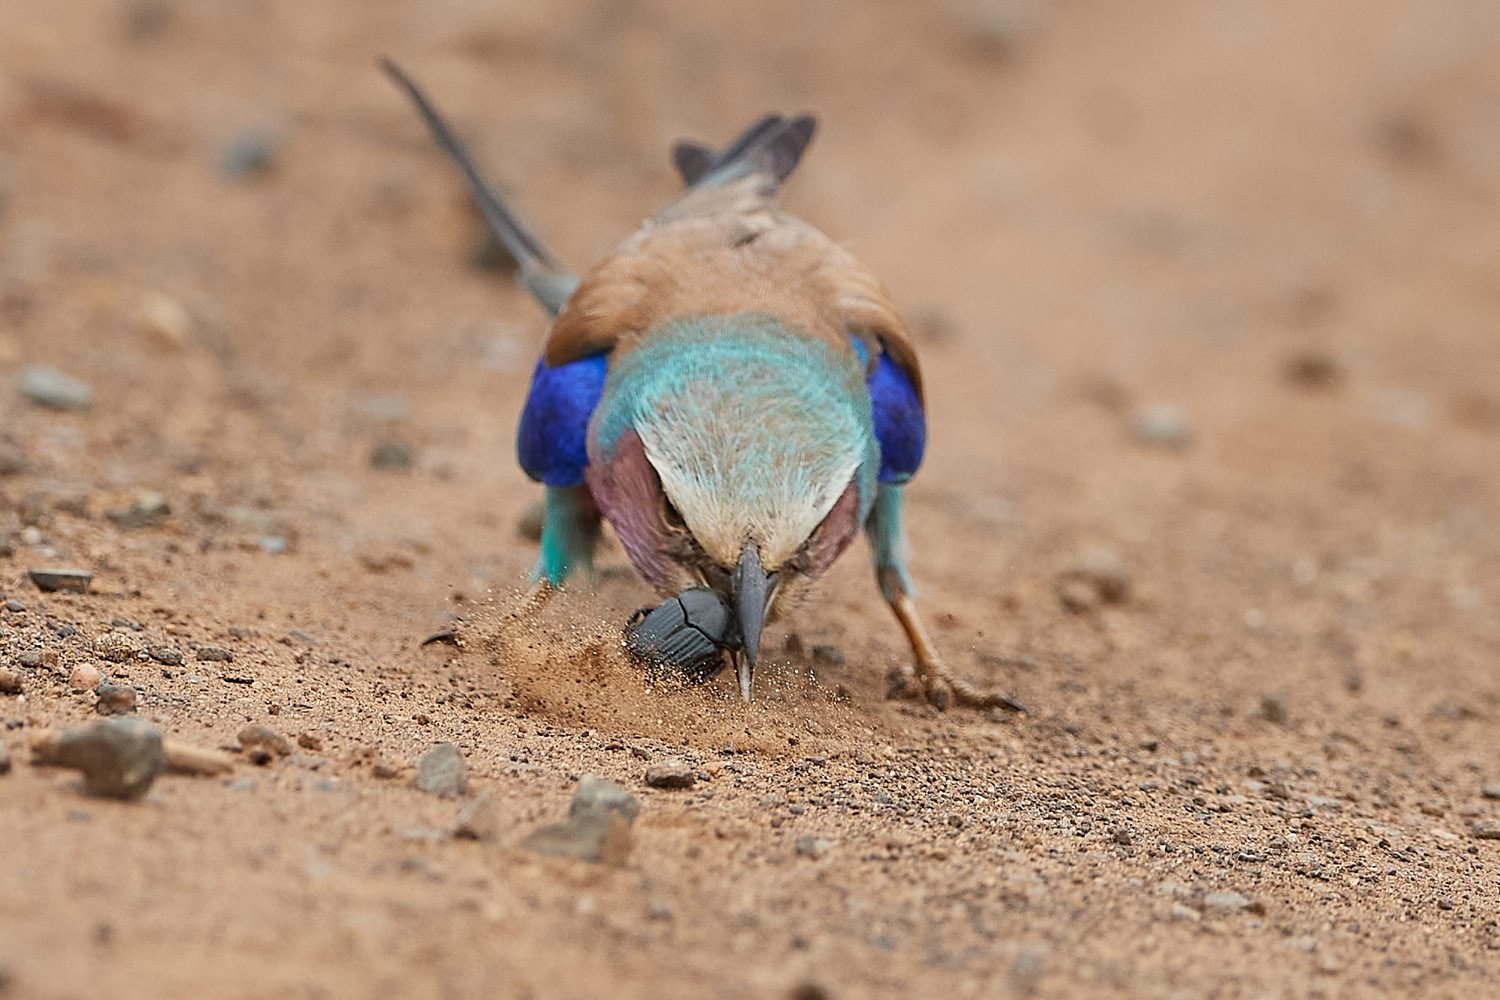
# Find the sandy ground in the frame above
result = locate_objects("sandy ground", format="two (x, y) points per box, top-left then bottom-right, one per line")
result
(2, 1), (1500, 997)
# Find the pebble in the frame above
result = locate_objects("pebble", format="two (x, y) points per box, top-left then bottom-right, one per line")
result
(17, 365), (93, 411)
(810, 644), (845, 666)
(452, 791), (500, 841)
(644, 759), (696, 789)
(92, 633), (137, 662)
(4, 599), (24, 613)
(571, 773), (641, 823)
(0, 669), (22, 695)
(195, 646), (233, 662)
(369, 441), (413, 470)
(1202, 891), (1252, 913)
(0, 438), (27, 477)
(1132, 402), (1193, 448)
(794, 834), (833, 858)
(218, 128), (279, 179)
(43, 718), (165, 799)
(148, 647), (183, 666)
(522, 774), (640, 865)
(28, 568), (91, 593)
(237, 724), (292, 759)
(106, 491), (170, 530)
(136, 293), (192, 351)
(414, 742), (468, 799)
(1471, 820), (1500, 840)
(94, 682), (136, 715)
(517, 499), (545, 541)
(1056, 548), (1131, 612)
(297, 733), (322, 751)
(1259, 692), (1290, 725)
(371, 760), (403, 780)
(1482, 783), (1500, 800)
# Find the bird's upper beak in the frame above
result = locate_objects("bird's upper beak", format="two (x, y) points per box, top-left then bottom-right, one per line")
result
(734, 541), (775, 701)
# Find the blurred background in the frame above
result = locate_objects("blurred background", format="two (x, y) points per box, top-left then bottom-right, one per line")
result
(5, 3), (1500, 997)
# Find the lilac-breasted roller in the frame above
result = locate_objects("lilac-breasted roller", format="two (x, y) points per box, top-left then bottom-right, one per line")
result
(385, 61), (1015, 710)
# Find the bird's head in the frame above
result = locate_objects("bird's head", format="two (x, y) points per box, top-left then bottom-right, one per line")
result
(586, 314), (877, 697)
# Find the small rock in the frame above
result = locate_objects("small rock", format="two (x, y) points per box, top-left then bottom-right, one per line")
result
(522, 773), (640, 864)
(453, 791), (500, 841)
(794, 834), (833, 858)
(372, 760), (403, 780)
(297, 733), (322, 751)
(414, 742), (467, 799)
(572, 773), (639, 820)
(1471, 820), (1500, 840)
(218, 128), (279, 179)
(94, 682), (136, 715)
(369, 440), (413, 471)
(0, 437), (27, 477)
(1170, 903), (1200, 922)
(810, 644), (845, 667)
(195, 645), (233, 662)
(1132, 402), (1193, 448)
(17, 365), (93, 411)
(1285, 352), (1342, 389)
(28, 568), (91, 593)
(1203, 891), (1252, 913)
(136, 293), (192, 351)
(1259, 692), (1290, 725)
(4, 599), (24, 613)
(522, 809), (633, 865)
(644, 759), (696, 789)
(43, 718), (165, 799)
(148, 647), (183, 666)
(92, 633), (137, 662)
(106, 491), (170, 530)
(1111, 826), (1132, 846)
(0, 669), (22, 695)
(237, 724), (292, 758)
(1483, 783), (1500, 800)
(517, 499), (545, 542)
(1056, 547), (1131, 612)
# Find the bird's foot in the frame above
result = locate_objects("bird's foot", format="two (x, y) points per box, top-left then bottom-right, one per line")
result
(885, 590), (1027, 713)
(887, 654), (1024, 713)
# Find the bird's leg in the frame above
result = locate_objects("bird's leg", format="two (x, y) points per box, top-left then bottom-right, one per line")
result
(528, 484), (601, 593)
(867, 485), (1024, 712)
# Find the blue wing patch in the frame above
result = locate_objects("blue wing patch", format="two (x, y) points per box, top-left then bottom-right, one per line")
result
(516, 353), (608, 487)
(851, 337), (926, 483)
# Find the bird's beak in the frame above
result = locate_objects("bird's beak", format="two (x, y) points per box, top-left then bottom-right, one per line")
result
(734, 542), (774, 701)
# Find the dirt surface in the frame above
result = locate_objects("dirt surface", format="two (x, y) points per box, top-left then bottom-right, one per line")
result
(3, 1), (1500, 997)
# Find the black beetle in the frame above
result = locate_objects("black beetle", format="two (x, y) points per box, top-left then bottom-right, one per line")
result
(625, 587), (741, 682)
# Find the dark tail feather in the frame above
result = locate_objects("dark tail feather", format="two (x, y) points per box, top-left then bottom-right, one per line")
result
(670, 113), (817, 189)
(380, 58), (578, 317)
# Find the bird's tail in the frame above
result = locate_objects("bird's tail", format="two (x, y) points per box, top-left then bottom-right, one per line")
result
(380, 58), (579, 317)
(670, 114), (817, 191)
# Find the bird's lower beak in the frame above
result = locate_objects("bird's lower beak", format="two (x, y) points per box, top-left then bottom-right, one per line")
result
(735, 542), (774, 701)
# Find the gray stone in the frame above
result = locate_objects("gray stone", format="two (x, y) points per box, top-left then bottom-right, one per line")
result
(148, 647), (183, 667)
(522, 809), (632, 865)
(1203, 890), (1252, 913)
(453, 791), (499, 841)
(218, 128), (279, 179)
(1133, 402), (1193, 448)
(94, 682), (137, 715)
(4, 600), (24, 613)
(237, 724), (291, 758)
(1481, 783), (1500, 801)
(1472, 820), (1500, 840)
(795, 834), (833, 858)
(17, 365), (93, 411)
(195, 646), (233, 662)
(48, 718), (165, 799)
(644, 759), (696, 790)
(571, 773), (640, 822)
(28, 568), (91, 593)
(369, 440), (413, 470)
(414, 742), (467, 799)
